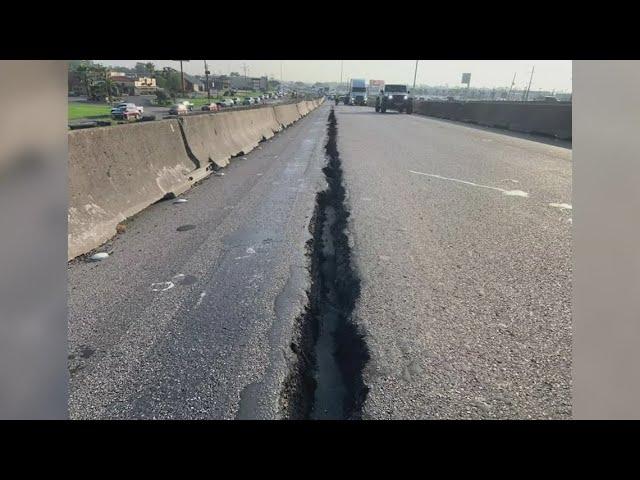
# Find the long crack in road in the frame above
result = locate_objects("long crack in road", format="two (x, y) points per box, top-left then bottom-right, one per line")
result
(69, 103), (571, 419)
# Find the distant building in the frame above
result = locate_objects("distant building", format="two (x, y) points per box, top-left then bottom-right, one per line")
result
(109, 75), (136, 95)
(183, 74), (201, 93)
(212, 75), (231, 91)
(134, 77), (157, 95)
(229, 76), (268, 91)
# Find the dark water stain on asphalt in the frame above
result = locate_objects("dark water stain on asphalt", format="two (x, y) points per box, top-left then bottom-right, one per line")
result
(79, 346), (95, 359)
(177, 274), (198, 285)
(177, 224), (196, 232)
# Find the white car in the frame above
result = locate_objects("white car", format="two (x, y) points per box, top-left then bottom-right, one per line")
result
(111, 102), (143, 115)
(179, 101), (194, 111)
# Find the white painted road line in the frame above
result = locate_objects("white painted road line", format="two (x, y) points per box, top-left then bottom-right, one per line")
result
(409, 170), (529, 197)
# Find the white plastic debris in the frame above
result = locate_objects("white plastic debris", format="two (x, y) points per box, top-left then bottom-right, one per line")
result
(549, 202), (572, 210)
(90, 252), (109, 261)
(214, 172), (225, 177)
(151, 281), (175, 292)
(173, 198), (188, 204)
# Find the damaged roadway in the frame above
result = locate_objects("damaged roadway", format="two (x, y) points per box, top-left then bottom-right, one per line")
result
(69, 102), (572, 420)
(69, 104), (330, 419)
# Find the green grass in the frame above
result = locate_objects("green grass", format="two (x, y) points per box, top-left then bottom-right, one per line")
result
(68, 103), (112, 121)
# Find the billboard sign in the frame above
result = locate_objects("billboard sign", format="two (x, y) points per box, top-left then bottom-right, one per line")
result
(461, 73), (471, 85)
(369, 79), (385, 94)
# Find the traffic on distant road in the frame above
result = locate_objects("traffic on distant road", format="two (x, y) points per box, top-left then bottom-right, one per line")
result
(69, 91), (294, 128)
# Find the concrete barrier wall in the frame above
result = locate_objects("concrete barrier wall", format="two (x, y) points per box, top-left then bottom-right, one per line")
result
(69, 99), (325, 260)
(297, 101), (310, 116)
(68, 120), (199, 260)
(274, 103), (302, 127)
(181, 106), (282, 169)
(413, 100), (572, 140)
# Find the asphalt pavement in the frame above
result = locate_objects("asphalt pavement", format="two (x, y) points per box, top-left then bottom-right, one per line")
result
(334, 105), (572, 419)
(68, 104), (329, 419)
(68, 102), (572, 419)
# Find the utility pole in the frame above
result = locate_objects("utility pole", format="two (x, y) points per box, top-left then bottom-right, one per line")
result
(180, 60), (185, 94)
(524, 65), (535, 102)
(172, 60), (190, 96)
(413, 60), (419, 90)
(103, 67), (109, 102)
(507, 72), (516, 100)
(204, 60), (210, 100)
(340, 60), (343, 91)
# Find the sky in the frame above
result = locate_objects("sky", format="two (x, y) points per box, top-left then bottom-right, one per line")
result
(99, 60), (572, 92)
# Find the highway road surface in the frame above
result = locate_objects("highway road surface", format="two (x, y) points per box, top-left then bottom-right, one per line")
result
(68, 103), (572, 419)
(335, 105), (571, 419)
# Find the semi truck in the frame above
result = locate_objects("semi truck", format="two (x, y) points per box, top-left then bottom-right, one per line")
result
(346, 78), (367, 105)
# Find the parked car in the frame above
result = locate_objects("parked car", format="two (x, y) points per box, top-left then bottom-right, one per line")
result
(111, 105), (142, 120)
(169, 104), (189, 115)
(201, 103), (219, 112)
(220, 99), (235, 107)
(111, 102), (143, 116)
(242, 97), (254, 105)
